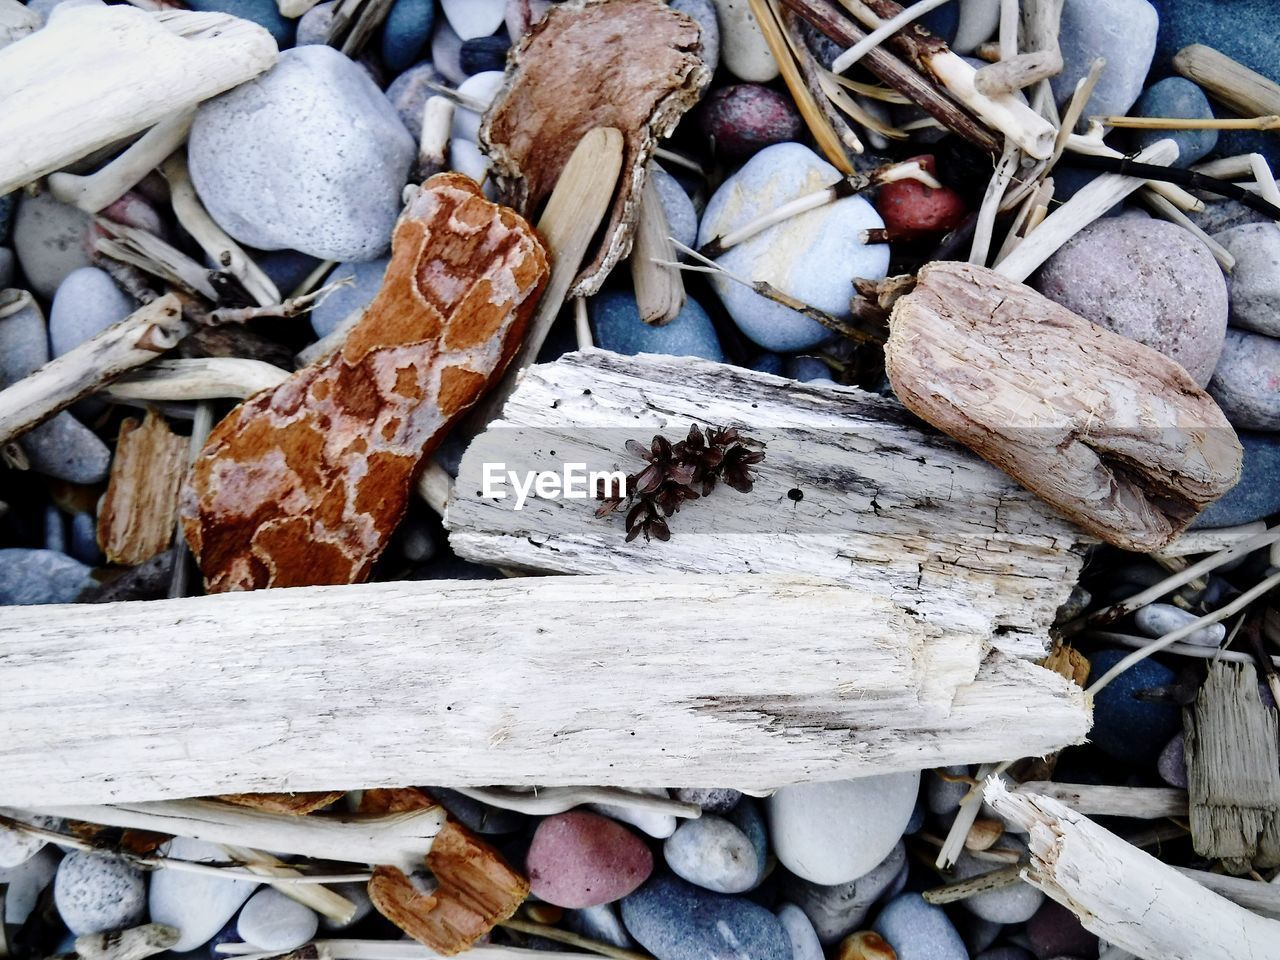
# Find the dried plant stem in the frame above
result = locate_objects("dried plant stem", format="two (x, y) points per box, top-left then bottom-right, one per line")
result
(830, 0), (953, 73)
(206, 276), (351, 325)
(449, 786), (701, 818)
(1087, 630), (1280, 668)
(76, 923), (179, 960)
(653, 147), (705, 178)
(1191, 155), (1257, 180)
(1249, 152), (1280, 217)
(922, 864), (1023, 904)
(1050, 56), (1103, 161)
(499, 920), (652, 960)
(168, 400), (213, 600)
(414, 460), (452, 516)
(1099, 115), (1280, 131)
(778, 7), (867, 155)
(993, 175), (1054, 265)
(1175, 866), (1280, 920)
(1139, 189), (1235, 272)
(106, 358), (288, 402)
(969, 139), (1020, 265)
(937, 762), (1007, 869)
(973, 51), (1061, 96)
(94, 219), (219, 300)
(1159, 521), (1270, 558)
(220, 845), (358, 924)
(573, 297), (592, 350)
(0, 295), (185, 446)
(1173, 44), (1280, 120)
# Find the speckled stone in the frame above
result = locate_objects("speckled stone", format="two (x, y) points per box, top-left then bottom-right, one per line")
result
(309, 257), (389, 338)
(671, 0), (719, 73)
(1033, 217), (1228, 386)
(1190, 198), (1272, 236)
(527, 811), (653, 908)
(1158, 731), (1188, 789)
(49, 267), (136, 357)
(781, 843), (906, 945)
(872, 893), (967, 960)
(1152, 0), (1280, 88)
(1208, 328), (1280, 430)
(621, 873), (792, 960)
(777, 903), (824, 960)
(665, 815), (759, 893)
(0, 549), (94, 605)
(382, 0), (435, 72)
(712, 0), (778, 81)
(673, 788), (742, 814)
(701, 84), (803, 160)
(1215, 224), (1280, 337)
(1135, 602), (1226, 647)
(237, 888), (319, 951)
(1193, 430), (1280, 527)
(1088, 648), (1181, 764)
(1131, 78), (1217, 167)
(387, 61), (451, 141)
(590, 291), (724, 362)
(1052, 0), (1157, 120)
(651, 164), (698, 252)
(54, 852), (146, 936)
(12, 191), (92, 299)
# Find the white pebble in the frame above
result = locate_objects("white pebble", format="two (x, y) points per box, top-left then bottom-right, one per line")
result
(1134, 602), (1226, 647)
(238, 887), (319, 951)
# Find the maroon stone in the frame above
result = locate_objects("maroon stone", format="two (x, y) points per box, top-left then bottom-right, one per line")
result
(701, 83), (803, 160)
(526, 811), (654, 908)
(874, 155), (967, 237)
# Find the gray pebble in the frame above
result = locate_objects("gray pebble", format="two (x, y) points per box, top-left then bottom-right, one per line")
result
(0, 847), (60, 925)
(672, 787), (741, 814)
(150, 837), (260, 952)
(1216, 223), (1280, 337)
(50, 266), (136, 357)
(782, 840), (906, 944)
(317, 881), (374, 932)
(872, 892), (967, 960)
(13, 191), (92, 299)
(1135, 602), (1225, 647)
(387, 62), (451, 142)
(309, 257), (390, 337)
(671, 0), (719, 74)
(775, 903), (824, 960)
(430, 18), (467, 85)
(567, 902), (633, 949)
(0, 549), (94, 605)
(650, 164), (698, 252)
(1131, 78), (1217, 168)
(0, 193), (13, 241)
(190, 46), (415, 262)
(664, 815), (759, 893)
(70, 511), (103, 566)
(1208, 328), (1280, 430)
(1190, 198), (1271, 236)
(927, 765), (971, 816)
(296, 0), (336, 44)
(1051, 0), (1157, 121)
(958, 913), (1004, 954)
(1158, 731), (1188, 789)
(952, 837), (1043, 923)
(54, 852), (146, 936)
(237, 887), (319, 951)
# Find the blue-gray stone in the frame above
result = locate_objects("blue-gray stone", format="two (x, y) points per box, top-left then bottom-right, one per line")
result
(673, 788), (742, 814)
(781, 841), (906, 944)
(257, 249), (324, 294)
(1152, 0), (1280, 87)
(665, 816), (759, 894)
(54, 852), (146, 936)
(953, 837), (1043, 923)
(0, 193), (12, 241)
(387, 61), (450, 141)
(728, 798), (768, 885)
(460, 34), (510, 75)
(1190, 198), (1271, 236)
(1131, 78), (1216, 167)
(70, 512), (103, 566)
(567, 903), (633, 949)
(310, 257), (390, 337)
(918, 2), (959, 44)
(1088, 648), (1181, 764)
(1212, 127), (1280, 181)
(872, 893), (967, 960)
(671, 0), (720, 74)
(186, 0), (294, 46)
(50, 267), (136, 357)
(150, 837), (260, 952)
(620, 873), (792, 960)
(927, 765), (970, 816)
(749, 353), (784, 376)
(0, 247), (13, 288)
(784, 356), (832, 382)
(317, 881), (374, 932)
(296, 0), (337, 45)
(651, 164), (698, 252)
(904, 797), (925, 835)
(426, 787), (528, 834)
(430, 18), (467, 85)
(0, 549), (94, 605)
(382, 0), (435, 72)
(775, 904), (823, 960)
(590, 292), (724, 362)
(44, 505), (66, 555)
(1193, 431), (1280, 527)
(13, 191), (92, 299)
(190, 45), (415, 262)
(957, 914), (1003, 955)
(1052, 0), (1157, 121)
(237, 888), (318, 952)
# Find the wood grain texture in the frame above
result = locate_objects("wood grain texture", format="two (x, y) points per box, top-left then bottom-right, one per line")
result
(885, 261), (1242, 552)
(446, 350), (1086, 660)
(98, 410), (187, 566)
(0, 576), (1089, 804)
(180, 174), (548, 592)
(480, 0), (710, 296)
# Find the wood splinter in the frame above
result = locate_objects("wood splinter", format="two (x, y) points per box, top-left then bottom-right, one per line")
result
(97, 409), (188, 566)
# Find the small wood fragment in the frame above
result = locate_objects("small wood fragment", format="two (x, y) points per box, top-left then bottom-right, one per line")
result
(1013, 782), (1188, 819)
(973, 51), (1061, 96)
(885, 261), (1242, 551)
(75, 924), (180, 960)
(1184, 661), (1280, 873)
(106, 358), (291, 403)
(97, 410), (188, 566)
(629, 165), (684, 325)
(1173, 44), (1280, 120)
(216, 791), (345, 816)
(219, 844), (359, 924)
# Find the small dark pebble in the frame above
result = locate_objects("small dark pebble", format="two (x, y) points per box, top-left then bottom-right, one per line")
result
(460, 34), (511, 75)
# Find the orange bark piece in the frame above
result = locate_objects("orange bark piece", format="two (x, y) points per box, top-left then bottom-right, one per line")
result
(215, 791), (345, 815)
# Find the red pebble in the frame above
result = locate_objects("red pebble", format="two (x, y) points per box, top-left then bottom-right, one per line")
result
(875, 155), (967, 237)
(525, 811), (654, 908)
(701, 83), (803, 160)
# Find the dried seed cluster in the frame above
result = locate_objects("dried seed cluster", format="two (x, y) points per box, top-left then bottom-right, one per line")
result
(596, 424), (765, 542)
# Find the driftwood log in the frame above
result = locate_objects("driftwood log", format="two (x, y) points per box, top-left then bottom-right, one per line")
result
(885, 262), (1242, 552)
(0, 575), (1088, 804)
(447, 350), (1086, 660)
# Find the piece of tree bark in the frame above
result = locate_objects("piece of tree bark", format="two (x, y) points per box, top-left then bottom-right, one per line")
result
(1184, 661), (1280, 873)
(215, 791), (345, 815)
(97, 410), (188, 566)
(480, 0), (710, 296)
(180, 173), (548, 592)
(447, 350), (1086, 661)
(884, 261), (1242, 552)
(0, 5), (277, 194)
(0, 576), (1090, 804)
(988, 781), (1280, 960)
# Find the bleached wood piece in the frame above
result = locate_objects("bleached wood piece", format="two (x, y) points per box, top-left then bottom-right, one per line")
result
(0, 576), (1089, 803)
(447, 350), (1087, 660)
(106, 358), (290, 402)
(628, 166), (684, 325)
(415, 461), (452, 516)
(1174, 44), (1280, 120)
(1014, 782), (1188, 819)
(1159, 521), (1269, 558)
(1174, 866), (1280, 921)
(1065, 131), (1202, 211)
(0, 6), (278, 195)
(0, 295), (186, 446)
(988, 782), (1280, 960)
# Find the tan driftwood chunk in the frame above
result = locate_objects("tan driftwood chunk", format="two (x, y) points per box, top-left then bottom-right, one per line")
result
(885, 262), (1242, 552)
(180, 173), (549, 592)
(215, 791), (345, 815)
(97, 410), (188, 566)
(480, 0), (709, 296)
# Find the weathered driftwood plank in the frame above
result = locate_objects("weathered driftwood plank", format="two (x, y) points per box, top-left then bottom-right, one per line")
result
(989, 781), (1280, 960)
(446, 350), (1087, 660)
(0, 576), (1089, 805)
(0, 5), (277, 195)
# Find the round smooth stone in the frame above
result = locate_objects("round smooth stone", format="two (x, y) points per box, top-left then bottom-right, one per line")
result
(776, 903), (825, 960)
(952, 837), (1043, 923)
(1134, 602), (1226, 647)
(1026, 898), (1097, 959)
(927, 765), (971, 816)
(0, 847), (60, 926)
(21, 414), (111, 485)
(257, 249), (324, 296)
(1158, 731), (1188, 789)
(150, 837), (260, 952)
(621, 873), (791, 960)
(13, 191), (92, 300)
(711, 0), (779, 81)
(442, 0), (505, 40)
(785, 356), (832, 382)
(671, 0), (719, 73)
(672, 787), (742, 814)
(871, 893), (966, 960)
(1131, 78), (1217, 167)
(382, 0), (435, 73)
(430, 18), (468, 85)
(589, 292), (724, 362)
(1215, 224), (1280, 336)
(296, 0), (337, 44)
(665, 816), (759, 894)
(461, 34), (510, 74)
(0, 549), (94, 605)
(875, 156), (967, 236)
(566, 902), (633, 949)
(452, 71), (505, 143)
(650, 164), (698, 252)
(1193, 431), (1280, 527)
(185, 0), (293, 44)
(698, 142), (889, 352)
(952, 0), (999, 53)
(49, 267), (136, 357)
(238, 888), (319, 951)
(701, 84), (802, 160)
(190, 46), (415, 262)
(54, 852), (146, 936)
(1208, 328), (1280, 430)
(1051, 0), (1157, 120)
(1152, 0), (1280, 86)
(1088, 648), (1180, 764)
(781, 842), (911, 944)
(309, 257), (389, 337)
(727, 798), (768, 886)
(1033, 217), (1228, 386)
(449, 139), (493, 190)
(526, 811), (653, 908)
(387, 62), (451, 142)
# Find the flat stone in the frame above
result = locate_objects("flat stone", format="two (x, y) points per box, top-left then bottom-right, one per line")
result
(50, 267), (136, 357)
(13, 191), (92, 299)
(237, 888), (319, 952)
(664, 815), (759, 894)
(651, 164), (698, 252)
(1051, 0), (1157, 120)
(1131, 78), (1217, 167)
(190, 46), (415, 262)
(698, 142), (888, 352)
(1135, 602), (1226, 647)
(0, 847), (60, 926)
(1215, 224), (1280, 336)
(776, 903), (824, 960)
(781, 842), (906, 944)
(382, 0), (435, 72)
(1193, 430), (1280, 527)
(768, 772), (918, 885)
(527, 811), (653, 908)
(387, 61), (451, 141)
(0, 549), (94, 605)
(701, 84), (803, 161)
(672, 787), (741, 814)
(621, 873), (791, 960)
(1208, 328), (1280, 430)
(589, 291), (725, 362)
(1033, 217), (1228, 386)
(442, 0), (505, 40)
(150, 837), (260, 952)
(872, 893), (967, 960)
(952, 837), (1043, 924)
(54, 852), (146, 936)
(671, 0), (719, 73)
(1088, 647), (1181, 764)
(712, 0), (778, 81)
(309, 257), (389, 338)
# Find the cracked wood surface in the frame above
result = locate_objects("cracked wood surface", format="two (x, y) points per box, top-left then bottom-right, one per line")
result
(446, 350), (1088, 660)
(0, 576), (1088, 804)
